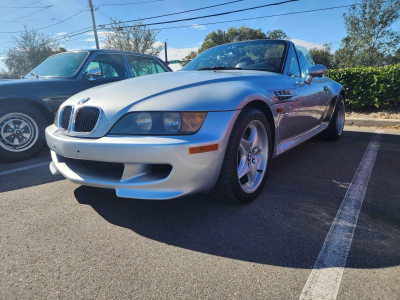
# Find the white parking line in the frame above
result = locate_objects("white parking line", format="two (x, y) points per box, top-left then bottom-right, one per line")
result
(0, 162), (50, 176)
(299, 129), (383, 300)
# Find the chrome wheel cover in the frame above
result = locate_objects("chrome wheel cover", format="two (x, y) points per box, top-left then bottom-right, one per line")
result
(336, 101), (345, 135)
(237, 120), (269, 194)
(0, 113), (39, 152)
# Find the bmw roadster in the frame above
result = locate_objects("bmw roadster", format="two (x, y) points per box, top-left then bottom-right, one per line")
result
(46, 39), (345, 204)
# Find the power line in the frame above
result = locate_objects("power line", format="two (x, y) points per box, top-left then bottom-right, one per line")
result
(98, 0), (246, 26)
(152, 4), (360, 31)
(0, 5), (54, 8)
(0, 0), (42, 18)
(97, 0), (163, 6)
(54, 0), (249, 42)
(104, 0), (299, 30)
(0, 8), (89, 33)
(0, 18), (56, 23)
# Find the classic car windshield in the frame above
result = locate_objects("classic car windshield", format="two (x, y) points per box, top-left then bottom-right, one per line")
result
(25, 51), (89, 78)
(181, 40), (288, 73)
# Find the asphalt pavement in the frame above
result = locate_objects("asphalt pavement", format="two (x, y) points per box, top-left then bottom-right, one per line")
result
(0, 126), (399, 300)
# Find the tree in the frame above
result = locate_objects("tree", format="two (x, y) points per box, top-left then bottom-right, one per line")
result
(198, 26), (288, 53)
(4, 26), (66, 78)
(337, 0), (400, 67)
(309, 44), (332, 68)
(103, 18), (163, 56)
(267, 29), (290, 40)
(385, 47), (400, 65)
(179, 51), (198, 67)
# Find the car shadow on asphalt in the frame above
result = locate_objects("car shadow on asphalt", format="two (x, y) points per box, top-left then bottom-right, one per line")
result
(74, 131), (400, 270)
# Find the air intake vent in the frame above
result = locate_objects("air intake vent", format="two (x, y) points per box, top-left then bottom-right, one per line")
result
(79, 160), (124, 175)
(74, 107), (100, 133)
(60, 106), (72, 130)
(268, 89), (298, 103)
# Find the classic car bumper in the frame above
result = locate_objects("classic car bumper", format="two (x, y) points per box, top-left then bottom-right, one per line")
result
(45, 110), (239, 200)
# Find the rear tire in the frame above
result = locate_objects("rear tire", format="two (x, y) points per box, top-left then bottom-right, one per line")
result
(0, 105), (47, 162)
(319, 95), (345, 141)
(210, 107), (272, 204)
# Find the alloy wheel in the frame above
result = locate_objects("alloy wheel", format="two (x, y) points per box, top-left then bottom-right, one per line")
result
(0, 113), (39, 152)
(237, 120), (269, 194)
(336, 100), (345, 135)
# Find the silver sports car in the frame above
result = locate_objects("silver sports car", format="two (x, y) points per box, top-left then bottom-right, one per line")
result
(46, 39), (345, 204)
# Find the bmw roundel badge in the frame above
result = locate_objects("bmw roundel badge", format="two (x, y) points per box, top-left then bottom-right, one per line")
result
(78, 97), (91, 105)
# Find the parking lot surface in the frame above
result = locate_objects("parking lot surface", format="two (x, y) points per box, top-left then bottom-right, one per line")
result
(0, 126), (399, 300)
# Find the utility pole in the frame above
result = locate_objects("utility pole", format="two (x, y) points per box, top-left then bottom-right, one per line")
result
(164, 40), (168, 63)
(88, 0), (100, 49)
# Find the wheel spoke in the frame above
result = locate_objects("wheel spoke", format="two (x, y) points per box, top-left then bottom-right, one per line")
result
(19, 121), (28, 129)
(248, 125), (259, 149)
(240, 138), (252, 151)
(2, 132), (13, 138)
(250, 163), (258, 184)
(238, 163), (251, 179)
(22, 133), (31, 138)
(7, 121), (16, 129)
(13, 137), (20, 145)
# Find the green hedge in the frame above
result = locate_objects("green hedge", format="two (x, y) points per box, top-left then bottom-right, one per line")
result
(328, 64), (400, 110)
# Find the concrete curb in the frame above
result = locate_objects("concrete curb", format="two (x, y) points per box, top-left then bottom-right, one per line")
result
(345, 118), (400, 127)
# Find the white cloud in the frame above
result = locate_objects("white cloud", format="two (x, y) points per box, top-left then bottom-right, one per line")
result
(159, 46), (199, 71)
(56, 32), (67, 36)
(83, 38), (96, 42)
(290, 39), (324, 50)
(88, 31), (110, 37)
(191, 24), (206, 30)
(0, 57), (5, 60)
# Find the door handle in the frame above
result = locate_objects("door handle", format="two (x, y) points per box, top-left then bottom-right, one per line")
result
(324, 86), (329, 92)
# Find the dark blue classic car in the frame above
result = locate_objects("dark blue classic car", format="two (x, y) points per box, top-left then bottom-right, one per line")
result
(0, 49), (171, 161)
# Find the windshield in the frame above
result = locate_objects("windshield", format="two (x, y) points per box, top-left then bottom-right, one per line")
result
(181, 40), (288, 73)
(25, 51), (89, 78)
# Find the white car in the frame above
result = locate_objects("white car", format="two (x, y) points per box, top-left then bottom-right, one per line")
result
(46, 40), (345, 204)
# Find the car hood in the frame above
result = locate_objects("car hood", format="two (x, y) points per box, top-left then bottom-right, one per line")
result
(64, 70), (289, 112)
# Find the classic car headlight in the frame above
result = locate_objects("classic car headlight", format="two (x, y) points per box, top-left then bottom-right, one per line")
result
(110, 112), (207, 135)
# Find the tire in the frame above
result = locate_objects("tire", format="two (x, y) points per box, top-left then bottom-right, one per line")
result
(210, 107), (272, 204)
(0, 104), (47, 162)
(319, 95), (345, 141)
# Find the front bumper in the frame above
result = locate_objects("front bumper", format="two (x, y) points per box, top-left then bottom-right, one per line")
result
(46, 111), (239, 200)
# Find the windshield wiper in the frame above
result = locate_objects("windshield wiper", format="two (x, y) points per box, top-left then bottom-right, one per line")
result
(197, 66), (242, 71)
(30, 72), (39, 79)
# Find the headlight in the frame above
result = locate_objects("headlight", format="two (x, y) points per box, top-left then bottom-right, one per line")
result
(110, 112), (207, 135)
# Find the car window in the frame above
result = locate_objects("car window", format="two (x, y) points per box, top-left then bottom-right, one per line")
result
(26, 52), (88, 78)
(295, 45), (314, 78)
(288, 50), (301, 78)
(126, 56), (158, 77)
(181, 40), (288, 73)
(84, 54), (126, 79)
(155, 60), (167, 73)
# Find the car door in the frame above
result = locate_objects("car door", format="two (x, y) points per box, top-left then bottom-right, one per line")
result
(125, 55), (159, 77)
(81, 53), (128, 87)
(271, 48), (300, 141)
(289, 46), (329, 134)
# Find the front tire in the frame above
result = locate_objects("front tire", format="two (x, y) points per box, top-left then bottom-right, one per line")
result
(210, 107), (272, 204)
(0, 105), (47, 161)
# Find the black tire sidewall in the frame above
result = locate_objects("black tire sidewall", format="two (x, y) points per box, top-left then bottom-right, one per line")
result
(228, 108), (272, 204)
(0, 105), (47, 161)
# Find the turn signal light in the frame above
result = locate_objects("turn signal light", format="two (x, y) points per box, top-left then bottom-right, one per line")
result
(189, 144), (219, 154)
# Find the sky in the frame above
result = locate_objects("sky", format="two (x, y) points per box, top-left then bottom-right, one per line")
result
(0, 0), (398, 71)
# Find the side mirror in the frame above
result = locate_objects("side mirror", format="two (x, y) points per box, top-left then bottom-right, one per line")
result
(88, 67), (102, 81)
(305, 64), (327, 84)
